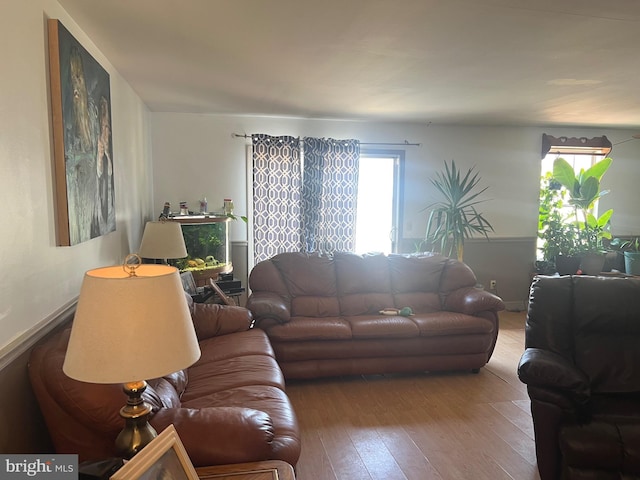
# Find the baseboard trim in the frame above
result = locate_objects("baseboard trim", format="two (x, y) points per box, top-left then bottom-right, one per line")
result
(504, 300), (527, 312)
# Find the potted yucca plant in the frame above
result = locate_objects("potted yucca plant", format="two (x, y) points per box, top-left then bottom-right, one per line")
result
(422, 160), (494, 262)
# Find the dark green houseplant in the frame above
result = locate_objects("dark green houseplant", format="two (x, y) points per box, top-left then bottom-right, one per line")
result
(422, 160), (494, 262)
(552, 157), (613, 274)
(537, 173), (580, 274)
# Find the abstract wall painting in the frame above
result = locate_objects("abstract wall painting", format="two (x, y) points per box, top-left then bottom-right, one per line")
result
(48, 19), (115, 246)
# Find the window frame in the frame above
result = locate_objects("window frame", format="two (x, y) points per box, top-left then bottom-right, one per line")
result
(359, 148), (405, 254)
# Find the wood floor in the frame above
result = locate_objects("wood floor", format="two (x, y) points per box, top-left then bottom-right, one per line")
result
(285, 311), (540, 480)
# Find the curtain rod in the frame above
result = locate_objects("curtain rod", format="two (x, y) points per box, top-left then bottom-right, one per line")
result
(232, 133), (421, 147)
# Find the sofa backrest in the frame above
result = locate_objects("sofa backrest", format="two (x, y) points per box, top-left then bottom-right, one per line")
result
(271, 252), (340, 317)
(333, 252), (392, 315)
(387, 253), (448, 312)
(250, 251), (478, 316)
(526, 275), (640, 394)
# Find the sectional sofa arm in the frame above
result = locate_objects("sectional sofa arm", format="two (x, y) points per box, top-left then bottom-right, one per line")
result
(443, 287), (505, 315)
(518, 348), (591, 407)
(150, 406), (274, 467)
(190, 303), (253, 340)
(246, 292), (291, 325)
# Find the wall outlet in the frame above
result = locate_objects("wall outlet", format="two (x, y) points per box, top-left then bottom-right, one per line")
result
(489, 280), (497, 290)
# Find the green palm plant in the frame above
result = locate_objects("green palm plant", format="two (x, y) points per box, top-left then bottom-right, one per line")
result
(423, 160), (494, 261)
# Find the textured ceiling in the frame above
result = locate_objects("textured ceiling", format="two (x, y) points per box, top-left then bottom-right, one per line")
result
(58, 0), (640, 127)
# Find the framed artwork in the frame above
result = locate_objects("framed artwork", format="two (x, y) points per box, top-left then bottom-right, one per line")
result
(110, 425), (199, 480)
(48, 19), (115, 246)
(180, 271), (198, 296)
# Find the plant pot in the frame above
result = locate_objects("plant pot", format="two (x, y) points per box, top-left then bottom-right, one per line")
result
(580, 252), (605, 276)
(623, 251), (640, 275)
(604, 251), (625, 273)
(555, 255), (581, 275)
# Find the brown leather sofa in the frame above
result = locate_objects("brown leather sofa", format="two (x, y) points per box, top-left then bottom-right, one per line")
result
(518, 275), (640, 480)
(247, 251), (505, 379)
(28, 299), (301, 468)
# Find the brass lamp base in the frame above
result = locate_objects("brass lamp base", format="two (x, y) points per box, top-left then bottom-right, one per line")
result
(115, 380), (157, 459)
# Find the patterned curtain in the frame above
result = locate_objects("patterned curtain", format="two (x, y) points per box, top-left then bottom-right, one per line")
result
(301, 138), (360, 253)
(252, 134), (302, 264)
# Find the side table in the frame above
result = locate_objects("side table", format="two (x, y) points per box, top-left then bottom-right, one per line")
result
(195, 460), (295, 480)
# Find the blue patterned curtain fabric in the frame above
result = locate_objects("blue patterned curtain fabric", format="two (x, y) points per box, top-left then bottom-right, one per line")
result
(252, 135), (360, 263)
(301, 137), (360, 253)
(252, 134), (302, 264)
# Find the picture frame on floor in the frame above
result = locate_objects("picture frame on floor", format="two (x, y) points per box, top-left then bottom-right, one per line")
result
(110, 425), (198, 480)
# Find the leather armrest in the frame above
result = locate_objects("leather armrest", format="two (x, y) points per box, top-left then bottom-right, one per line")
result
(246, 292), (291, 325)
(150, 407), (274, 467)
(518, 348), (590, 405)
(443, 287), (505, 314)
(191, 303), (252, 340)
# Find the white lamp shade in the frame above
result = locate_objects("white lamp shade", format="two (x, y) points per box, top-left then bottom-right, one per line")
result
(63, 264), (201, 384)
(138, 221), (187, 259)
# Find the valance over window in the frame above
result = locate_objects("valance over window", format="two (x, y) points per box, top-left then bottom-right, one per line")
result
(541, 134), (612, 158)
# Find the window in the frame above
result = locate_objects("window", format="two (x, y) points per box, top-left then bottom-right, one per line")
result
(537, 134), (609, 261)
(355, 150), (404, 254)
(540, 153), (603, 222)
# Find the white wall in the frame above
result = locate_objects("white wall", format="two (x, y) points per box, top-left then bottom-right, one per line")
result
(151, 113), (640, 243)
(0, 1), (153, 351)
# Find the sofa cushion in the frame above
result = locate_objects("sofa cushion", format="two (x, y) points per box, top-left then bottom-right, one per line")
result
(270, 253), (340, 317)
(185, 354), (284, 400)
(388, 254), (447, 294)
(264, 317), (352, 341)
(339, 292), (396, 316)
(249, 258), (290, 296)
(181, 385), (301, 468)
(162, 370), (188, 398)
(590, 392), (640, 423)
(184, 330), (284, 401)
(439, 258), (478, 293)
(412, 312), (496, 337)
(560, 420), (640, 474)
(571, 276), (640, 394)
(191, 303), (253, 339)
(335, 253), (394, 315)
(147, 377), (182, 408)
(272, 252), (337, 297)
(291, 295), (340, 318)
(35, 330), (130, 426)
(346, 315), (419, 339)
(335, 252), (391, 294)
(197, 328), (275, 363)
(392, 291), (442, 313)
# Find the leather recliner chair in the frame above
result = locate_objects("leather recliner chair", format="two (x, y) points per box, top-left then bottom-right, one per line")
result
(518, 275), (640, 480)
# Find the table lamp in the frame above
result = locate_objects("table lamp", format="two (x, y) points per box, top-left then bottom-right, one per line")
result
(63, 255), (201, 459)
(138, 220), (188, 263)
